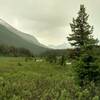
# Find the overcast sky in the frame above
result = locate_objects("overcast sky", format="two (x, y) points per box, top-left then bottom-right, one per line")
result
(0, 0), (100, 46)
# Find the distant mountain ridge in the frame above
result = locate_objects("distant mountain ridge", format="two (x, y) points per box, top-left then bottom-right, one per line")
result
(49, 43), (68, 49)
(0, 19), (48, 55)
(0, 19), (46, 48)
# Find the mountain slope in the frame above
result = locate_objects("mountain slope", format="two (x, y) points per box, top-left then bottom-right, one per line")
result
(0, 19), (47, 48)
(0, 19), (48, 55)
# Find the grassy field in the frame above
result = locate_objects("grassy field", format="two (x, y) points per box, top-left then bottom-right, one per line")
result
(0, 57), (74, 80)
(0, 57), (99, 100)
(0, 57), (77, 100)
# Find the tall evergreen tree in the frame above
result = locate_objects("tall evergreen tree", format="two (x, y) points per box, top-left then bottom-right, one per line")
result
(67, 5), (100, 85)
(67, 5), (98, 51)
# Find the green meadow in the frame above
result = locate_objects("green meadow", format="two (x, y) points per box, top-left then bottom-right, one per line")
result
(0, 57), (77, 100)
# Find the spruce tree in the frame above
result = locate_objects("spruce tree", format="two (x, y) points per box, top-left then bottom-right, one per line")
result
(67, 5), (98, 52)
(67, 5), (100, 85)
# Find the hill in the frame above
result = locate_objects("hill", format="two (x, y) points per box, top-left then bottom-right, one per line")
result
(0, 19), (48, 55)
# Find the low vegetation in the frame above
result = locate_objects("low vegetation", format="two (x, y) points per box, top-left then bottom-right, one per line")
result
(0, 57), (100, 100)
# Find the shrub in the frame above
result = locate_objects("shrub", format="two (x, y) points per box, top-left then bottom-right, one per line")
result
(74, 54), (100, 86)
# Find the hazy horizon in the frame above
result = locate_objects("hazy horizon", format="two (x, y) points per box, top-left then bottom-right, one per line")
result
(0, 0), (100, 46)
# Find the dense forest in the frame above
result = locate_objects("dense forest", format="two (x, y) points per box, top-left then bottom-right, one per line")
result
(0, 44), (33, 57)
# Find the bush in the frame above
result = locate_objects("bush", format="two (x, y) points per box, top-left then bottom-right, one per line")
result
(74, 54), (100, 86)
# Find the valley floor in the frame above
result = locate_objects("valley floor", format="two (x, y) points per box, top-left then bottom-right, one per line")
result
(0, 57), (77, 100)
(0, 57), (99, 100)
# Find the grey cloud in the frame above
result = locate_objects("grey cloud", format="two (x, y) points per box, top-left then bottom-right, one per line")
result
(0, 0), (100, 45)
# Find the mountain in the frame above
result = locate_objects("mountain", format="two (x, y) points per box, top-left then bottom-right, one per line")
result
(49, 43), (68, 49)
(0, 19), (48, 55)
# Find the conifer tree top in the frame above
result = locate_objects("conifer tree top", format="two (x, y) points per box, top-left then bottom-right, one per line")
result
(67, 5), (97, 48)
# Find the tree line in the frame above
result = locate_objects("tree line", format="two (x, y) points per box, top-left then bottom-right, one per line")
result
(0, 44), (33, 57)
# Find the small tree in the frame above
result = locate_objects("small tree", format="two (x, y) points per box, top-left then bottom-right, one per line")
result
(67, 5), (100, 85)
(75, 54), (100, 85)
(60, 55), (66, 66)
(46, 54), (57, 63)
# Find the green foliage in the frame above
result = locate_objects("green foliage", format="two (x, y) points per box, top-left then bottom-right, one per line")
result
(92, 96), (99, 100)
(0, 57), (99, 99)
(74, 54), (100, 85)
(0, 44), (33, 57)
(67, 5), (97, 49)
(67, 4), (100, 87)
(46, 54), (57, 63)
(0, 57), (74, 99)
(77, 82), (100, 100)
(60, 55), (66, 66)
